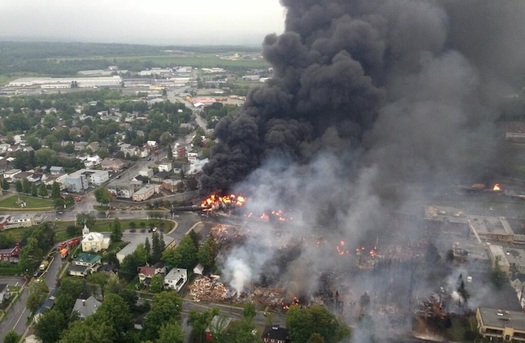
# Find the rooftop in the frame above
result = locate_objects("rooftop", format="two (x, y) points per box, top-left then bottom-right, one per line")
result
(478, 307), (525, 330)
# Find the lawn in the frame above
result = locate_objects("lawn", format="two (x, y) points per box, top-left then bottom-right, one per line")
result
(0, 194), (54, 210)
(0, 218), (175, 242)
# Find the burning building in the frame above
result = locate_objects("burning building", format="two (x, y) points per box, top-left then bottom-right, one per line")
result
(198, 0), (525, 341)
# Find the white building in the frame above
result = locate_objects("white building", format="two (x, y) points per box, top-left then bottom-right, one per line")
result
(81, 225), (110, 252)
(164, 268), (188, 292)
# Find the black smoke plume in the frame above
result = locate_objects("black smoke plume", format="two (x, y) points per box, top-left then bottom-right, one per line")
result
(201, 1), (525, 341)
(202, 0), (525, 195)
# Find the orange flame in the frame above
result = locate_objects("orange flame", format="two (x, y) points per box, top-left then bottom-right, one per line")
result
(493, 184), (501, 191)
(201, 194), (246, 208)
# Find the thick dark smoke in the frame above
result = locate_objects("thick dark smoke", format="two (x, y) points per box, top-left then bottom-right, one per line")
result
(201, 0), (525, 194)
(200, 0), (525, 342)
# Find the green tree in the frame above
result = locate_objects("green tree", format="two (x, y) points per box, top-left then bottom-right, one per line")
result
(151, 231), (164, 264)
(38, 183), (48, 198)
(162, 234), (197, 269)
(4, 331), (21, 343)
(15, 180), (23, 193)
(243, 302), (256, 321)
(54, 197), (65, 210)
(197, 237), (217, 270)
(59, 320), (113, 343)
(145, 237), (151, 263)
(51, 182), (61, 199)
(144, 291), (183, 341)
(286, 305), (350, 343)
(119, 253), (139, 282)
(31, 183), (38, 197)
(94, 187), (111, 205)
(18, 237), (43, 274)
(76, 213), (96, 228)
(157, 320), (184, 343)
(307, 333), (325, 343)
(27, 280), (50, 314)
(22, 178), (31, 194)
(217, 318), (261, 343)
(189, 308), (219, 343)
(90, 293), (132, 338)
(150, 274), (164, 293)
(66, 225), (81, 237)
(34, 309), (67, 343)
(110, 217), (122, 242)
(1, 178), (9, 191)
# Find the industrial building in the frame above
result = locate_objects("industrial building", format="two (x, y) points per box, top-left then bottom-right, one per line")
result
(477, 307), (525, 341)
(7, 76), (123, 88)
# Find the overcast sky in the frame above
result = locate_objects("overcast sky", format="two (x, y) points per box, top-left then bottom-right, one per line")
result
(0, 0), (286, 46)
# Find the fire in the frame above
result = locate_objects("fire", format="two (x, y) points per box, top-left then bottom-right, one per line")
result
(201, 194), (246, 209)
(493, 184), (501, 191)
(336, 240), (351, 255)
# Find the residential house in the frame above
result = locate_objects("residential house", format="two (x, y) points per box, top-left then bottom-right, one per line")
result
(3, 169), (21, 180)
(72, 295), (101, 320)
(0, 244), (21, 262)
(49, 166), (65, 175)
(162, 179), (183, 193)
(89, 170), (109, 185)
(138, 266), (165, 285)
(68, 253), (102, 277)
(177, 146), (187, 159)
(0, 284), (11, 304)
(74, 141), (89, 152)
(151, 171), (169, 183)
(81, 225), (110, 252)
(0, 143), (11, 154)
(262, 325), (291, 343)
(26, 173), (43, 183)
(119, 144), (139, 157)
(158, 159), (173, 173)
(139, 169), (153, 178)
(64, 173), (89, 193)
(86, 142), (100, 152)
(83, 155), (102, 168)
(100, 158), (125, 172)
(164, 268), (187, 292)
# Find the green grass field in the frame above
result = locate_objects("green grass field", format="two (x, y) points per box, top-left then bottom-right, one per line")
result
(1, 218), (175, 242)
(0, 194), (54, 210)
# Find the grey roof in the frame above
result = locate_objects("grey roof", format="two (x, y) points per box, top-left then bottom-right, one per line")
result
(478, 307), (525, 330)
(69, 264), (88, 274)
(72, 295), (101, 320)
(0, 283), (7, 292)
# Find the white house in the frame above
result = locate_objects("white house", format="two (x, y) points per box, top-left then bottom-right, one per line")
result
(81, 225), (110, 252)
(164, 268), (188, 292)
(158, 160), (173, 173)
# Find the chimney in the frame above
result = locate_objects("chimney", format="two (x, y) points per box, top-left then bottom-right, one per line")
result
(82, 299), (86, 306)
